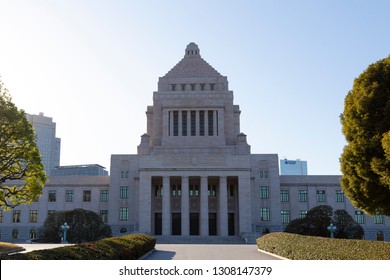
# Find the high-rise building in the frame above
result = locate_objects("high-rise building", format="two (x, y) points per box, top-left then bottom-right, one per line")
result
(280, 159), (308, 175)
(26, 112), (61, 175)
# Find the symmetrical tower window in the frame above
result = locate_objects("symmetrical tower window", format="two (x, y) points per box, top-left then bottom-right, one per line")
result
(168, 110), (218, 137)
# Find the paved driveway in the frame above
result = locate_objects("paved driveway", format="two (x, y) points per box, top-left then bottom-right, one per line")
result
(143, 244), (282, 260)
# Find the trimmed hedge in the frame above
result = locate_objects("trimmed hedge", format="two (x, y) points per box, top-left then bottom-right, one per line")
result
(1, 234), (156, 260)
(257, 232), (390, 260)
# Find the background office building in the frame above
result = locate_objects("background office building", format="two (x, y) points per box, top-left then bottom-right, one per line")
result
(26, 112), (61, 175)
(51, 164), (108, 176)
(280, 159), (308, 175)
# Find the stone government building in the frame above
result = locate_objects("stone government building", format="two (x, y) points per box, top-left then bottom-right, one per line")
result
(1, 43), (389, 242)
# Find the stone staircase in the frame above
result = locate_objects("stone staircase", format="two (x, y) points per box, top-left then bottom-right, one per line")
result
(154, 235), (247, 244)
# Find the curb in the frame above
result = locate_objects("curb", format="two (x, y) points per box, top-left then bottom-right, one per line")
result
(138, 248), (155, 260)
(257, 249), (289, 260)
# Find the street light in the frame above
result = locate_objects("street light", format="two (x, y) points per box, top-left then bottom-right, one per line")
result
(327, 223), (336, 239)
(60, 222), (70, 244)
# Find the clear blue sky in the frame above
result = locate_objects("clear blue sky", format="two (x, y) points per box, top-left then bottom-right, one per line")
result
(1, 0), (389, 175)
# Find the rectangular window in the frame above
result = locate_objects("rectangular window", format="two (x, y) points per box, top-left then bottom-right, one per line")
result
(190, 185), (199, 197)
(83, 190), (91, 202)
(199, 110), (205, 136)
(155, 185), (162, 197)
(208, 111), (214, 136)
(373, 213), (383, 224)
(48, 190), (56, 202)
(281, 210), (290, 224)
(171, 84), (176, 91)
(120, 186), (129, 199)
(173, 111), (179, 136)
(182, 111), (187, 136)
(317, 190), (326, 202)
(210, 83), (215, 91)
(65, 190), (74, 202)
(336, 190), (345, 202)
(121, 171), (129, 178)
(30, 210), (38, 223)
(280, 190), (289, 202)
(0, 210), (3, 223)
(13, 210), (21, 223)
(100, 210), (108, 223)
(191, 111), (196, 136)
(355, 211), (365, 224)
(208, 185), (216, 197)
(260, 208), (270, 221)
(119, 207), (128, 221)
(190, 83), (195, 91)
(100, 190), (109, 202)
(260, 170), (268, 178)
(299, 210), (308, 219)
(181, 84), (186, 91)
(260, 186), (269, 199)
(172, 185), (182, 197)
(298, 190), (307, 202)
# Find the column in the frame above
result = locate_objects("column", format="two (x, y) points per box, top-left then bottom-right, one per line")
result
(178, 110), (182, 136)
(238, 175), (252, 234)
(219, 176), (228, 236)
(200, 176), (209, 236)
(181, 176), (189, 236)
(138, 173), (152, 234)
(162, 176), (171, 235)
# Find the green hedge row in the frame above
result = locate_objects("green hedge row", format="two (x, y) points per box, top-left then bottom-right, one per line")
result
(1, 234), (156, 260)
(257, 232), (390, 260)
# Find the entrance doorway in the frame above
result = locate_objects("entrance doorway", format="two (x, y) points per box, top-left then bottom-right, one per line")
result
(209, 213), (217, 235)
(190, 213), (199, 235)
(154, 213), (162, 235)
(172, 213), (181, 235)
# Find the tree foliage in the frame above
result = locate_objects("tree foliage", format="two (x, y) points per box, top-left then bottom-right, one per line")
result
(340, 56), (390, 215)
(285, 206), (363, 239)
(0, 80), (46, 210)
(39, 208), (112, 243)
(285, 205), (333, 237)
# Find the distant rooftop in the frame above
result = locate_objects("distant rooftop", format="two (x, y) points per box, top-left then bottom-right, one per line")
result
(51, 164), (108, 176)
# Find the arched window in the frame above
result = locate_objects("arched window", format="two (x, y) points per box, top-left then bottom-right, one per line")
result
(30, 229), (37, 240)
(12, 229), (19, 239)
(376, 231), (384, 241)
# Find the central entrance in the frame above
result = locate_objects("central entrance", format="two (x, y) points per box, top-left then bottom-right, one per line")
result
(190, 213), (199, 235)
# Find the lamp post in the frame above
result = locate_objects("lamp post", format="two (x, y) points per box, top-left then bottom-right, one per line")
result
(60, 222), (70, 244)
(327, 223), (336, 239)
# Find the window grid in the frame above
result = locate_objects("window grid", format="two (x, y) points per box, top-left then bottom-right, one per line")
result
(336, 190), (345, 202)
(373, 213), (383, 224)
(100, 190), (109, 202)
(100, 210), (108, 223)
(355, 211), (365, 224)
(120, 186), (129, 199)
(30, 210), (38, 223)
(281, 210), (290, 224)
(65, 190), (74, 202)
(0, 210), (3, 223)
(260, 186), (269, 199)
(260, 208), (270, 221)
(48, 190), (56, 202)
(316, 190), (326, 202)
(298, 190), (307, 202)
(280, 190), (289, 202)
(13, 210), (21, 223)
(83, 190), (91, 202)
(119, 207), (128, 221)
(299, 210), (308, 219)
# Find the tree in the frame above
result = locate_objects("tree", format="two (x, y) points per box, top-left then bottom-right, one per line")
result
(285, 206), (365, 239)
(285, 205), (333, 237)
(0, 80), (46, 210)
(340, 56), (390, 215)
(333, 209), (364, 239)
(39, 209), (112, 243)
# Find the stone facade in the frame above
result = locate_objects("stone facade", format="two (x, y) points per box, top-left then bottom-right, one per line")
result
(1, 43), (389, 242)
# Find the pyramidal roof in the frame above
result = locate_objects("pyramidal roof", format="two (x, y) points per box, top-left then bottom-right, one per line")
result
(163, 43), (223, 78)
